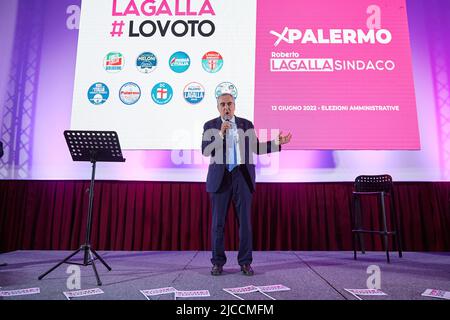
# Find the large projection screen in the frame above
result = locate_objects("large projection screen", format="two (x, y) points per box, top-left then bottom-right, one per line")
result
(71, 0), (420, 151)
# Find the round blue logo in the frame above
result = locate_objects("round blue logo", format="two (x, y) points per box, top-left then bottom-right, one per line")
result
(215, 82), (238, 100)
(202, 51), (223, 73)
(183, 82), (205, 104)
(87, 83), (109, 105)
(151, 82), (173, 105)
(136, 52), (157, 73)
(169, 51), (190, 73)
(119, 82), (141, 105)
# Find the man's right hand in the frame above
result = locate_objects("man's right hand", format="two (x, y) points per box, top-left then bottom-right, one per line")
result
(220, 121), (231, 137)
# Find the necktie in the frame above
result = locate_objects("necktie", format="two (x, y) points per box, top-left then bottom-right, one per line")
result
(227, 121), (238, 172)
(228, 140), (238, 172)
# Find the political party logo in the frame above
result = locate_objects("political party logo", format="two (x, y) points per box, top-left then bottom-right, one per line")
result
(87, 83), (109, 105)
(169, 51), (190, 73)
(183, 82), (205, 104)
(136, 52), (157, 73)
(119, 82), (141, 105)
(151, 82), (173, 105)
(215, 82), (238, 99)
(202, 51), (223, 73)
(103, 52), (124, 73)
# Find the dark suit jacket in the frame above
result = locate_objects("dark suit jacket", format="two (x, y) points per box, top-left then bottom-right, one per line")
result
(202, 116), (280, 193)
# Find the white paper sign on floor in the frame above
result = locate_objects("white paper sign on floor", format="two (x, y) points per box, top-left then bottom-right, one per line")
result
(63, 288), (104, 300)
(257, 284), (291, 293)
(421, 289), (450, 300)
(140, 287), (209, 300)
(140, 287), (177, 298)
(0, 287), (40, 297)
(344, 288), (387, 300)
(175, 290), (210, 299)
(224, 284), (292, 300)
(223, 285), (260, 300)
(224, 285), (259, 294)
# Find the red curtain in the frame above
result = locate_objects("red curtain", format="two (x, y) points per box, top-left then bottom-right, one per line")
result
(0, 180), (449, 252)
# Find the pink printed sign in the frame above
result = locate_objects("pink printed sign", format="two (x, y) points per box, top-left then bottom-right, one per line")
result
(254, 0), (420, 149)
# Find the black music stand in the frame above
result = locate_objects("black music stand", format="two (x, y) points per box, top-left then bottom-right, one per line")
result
(38, 130), (126, 285)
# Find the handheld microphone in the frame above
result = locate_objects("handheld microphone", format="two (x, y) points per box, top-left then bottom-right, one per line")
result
(223, 115), (231, 133)
(223, 115), (237, 142)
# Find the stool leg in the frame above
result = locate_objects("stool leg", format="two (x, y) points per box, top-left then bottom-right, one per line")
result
(355, 196), (365, 254)
(380, 192), (390, 263)
(351, 194), (357, 260)
(396, 228), (403, 258)
(390, 198), (403, 258)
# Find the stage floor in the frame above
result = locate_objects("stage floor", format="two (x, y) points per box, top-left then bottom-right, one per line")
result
(0, 251), (449, 300)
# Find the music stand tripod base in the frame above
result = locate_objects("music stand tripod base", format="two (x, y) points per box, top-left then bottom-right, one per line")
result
(38, 131), (125, 286)
(38, 245), (111, 286)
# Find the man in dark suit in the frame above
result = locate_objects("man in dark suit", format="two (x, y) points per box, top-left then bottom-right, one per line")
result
(202, 93), (292, 276)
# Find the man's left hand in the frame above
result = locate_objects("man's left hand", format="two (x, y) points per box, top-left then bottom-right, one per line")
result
(277, 131), (292, 145)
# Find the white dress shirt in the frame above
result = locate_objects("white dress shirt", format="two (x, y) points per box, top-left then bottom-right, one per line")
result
(221, 116), (242, 165)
